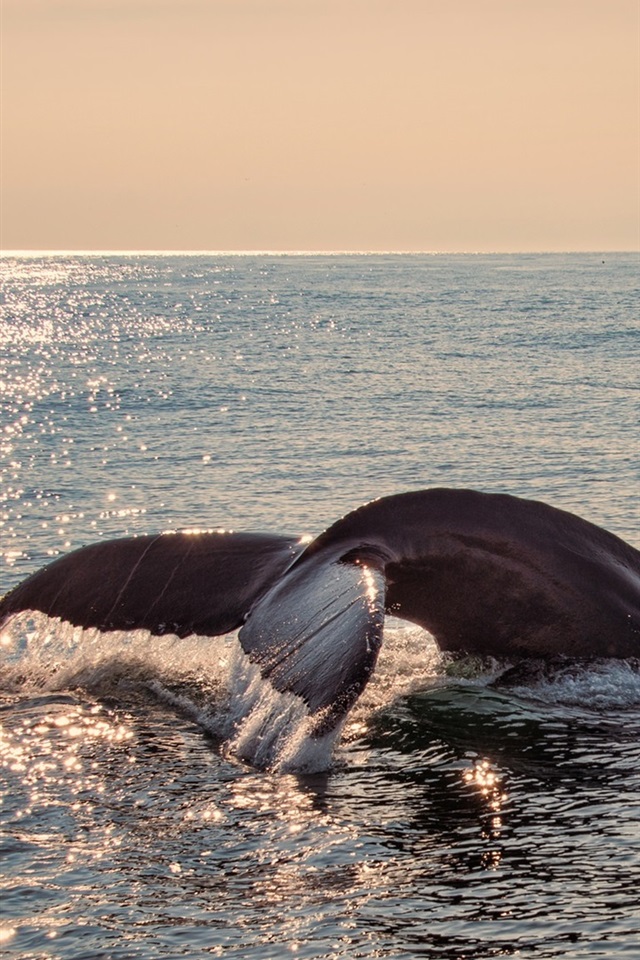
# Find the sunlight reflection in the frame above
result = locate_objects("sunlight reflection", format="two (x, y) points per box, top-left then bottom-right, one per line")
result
(361, 565), (378, 605)
(0, 703), (133, 818)
(178, 527), (231, 536)
(464, 758), (508, 811)
(0, 928), (17, 946)
(182, 799), (226, 826)
(226, 771), (327, 832)
(463, 758), (508, 869)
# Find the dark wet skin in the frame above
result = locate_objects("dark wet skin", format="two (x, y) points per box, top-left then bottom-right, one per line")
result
(2, 489), (639, 729)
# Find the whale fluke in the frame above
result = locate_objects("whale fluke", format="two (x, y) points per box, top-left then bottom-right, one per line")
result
(239, 554), (385, 735)
(0, 531), (303, 639)
(1, 489), (639, 735)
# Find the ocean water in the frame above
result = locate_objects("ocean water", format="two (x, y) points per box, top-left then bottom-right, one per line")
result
(0, 252), (639, 959)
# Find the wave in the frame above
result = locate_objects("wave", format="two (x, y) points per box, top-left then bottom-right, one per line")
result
(2, 611), (640, 773)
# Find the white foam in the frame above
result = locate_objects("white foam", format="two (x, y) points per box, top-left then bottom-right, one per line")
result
(147, 642), (341, 773)
(0, 610), (227, 698)
(0, 611), (443, 772)
(504, 659), (640, 712)
(0, 610), (342, 772)
(4, 611), (639, 772)
(350, 617), (443, 715)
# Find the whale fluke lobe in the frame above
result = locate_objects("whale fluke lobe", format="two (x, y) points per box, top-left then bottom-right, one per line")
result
(0, 531), (303, 638)
(240, 556), (385, 733)
(1, 488), (639, 736)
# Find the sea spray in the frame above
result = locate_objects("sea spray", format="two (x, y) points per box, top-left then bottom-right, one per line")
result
(0, 611), (342, 771)
(502, 657), (640, 712)
(4, 611), (640, 775)
(0, 610), (229, 702)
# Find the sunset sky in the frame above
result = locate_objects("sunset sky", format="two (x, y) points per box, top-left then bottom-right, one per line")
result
(2, 0), (639, 252)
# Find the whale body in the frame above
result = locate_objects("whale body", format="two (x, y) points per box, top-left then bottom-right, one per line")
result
(1, 489), (639, 733)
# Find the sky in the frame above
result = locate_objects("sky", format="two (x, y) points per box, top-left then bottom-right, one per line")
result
(2, 0), (639, 252)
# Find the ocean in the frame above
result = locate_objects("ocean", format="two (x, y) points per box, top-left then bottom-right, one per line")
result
(1, 252), (639, 959)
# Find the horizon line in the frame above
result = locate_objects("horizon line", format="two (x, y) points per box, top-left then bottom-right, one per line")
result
(2, 248), (637, 258)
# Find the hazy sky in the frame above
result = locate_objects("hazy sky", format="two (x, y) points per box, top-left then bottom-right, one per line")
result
(2, 0), (639, 251)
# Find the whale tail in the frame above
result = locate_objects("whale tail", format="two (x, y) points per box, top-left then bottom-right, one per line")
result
(2, 489), (639, 742)
(0, 528), (386, 735)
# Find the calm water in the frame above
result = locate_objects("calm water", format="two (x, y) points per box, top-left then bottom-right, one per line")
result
(1, 252), (639, 959)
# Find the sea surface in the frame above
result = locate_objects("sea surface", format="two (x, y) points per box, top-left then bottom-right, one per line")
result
(0, 252), (639, 959)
